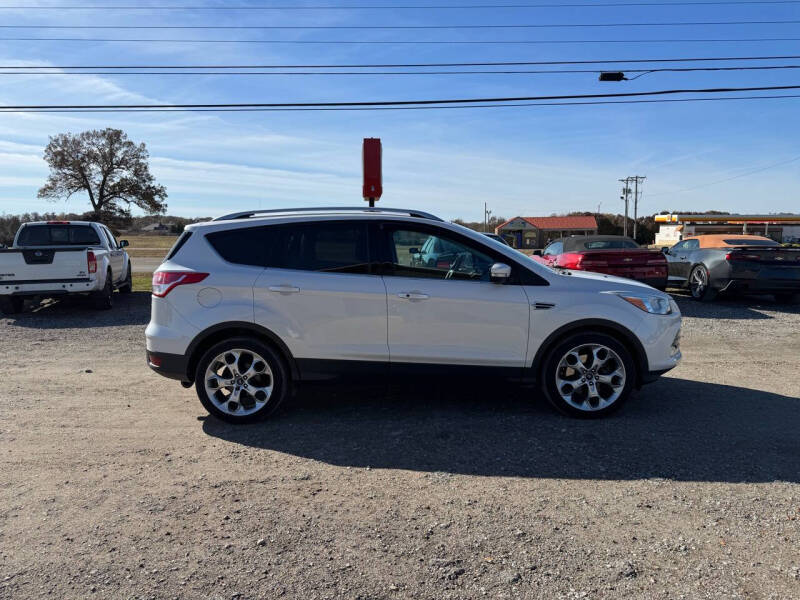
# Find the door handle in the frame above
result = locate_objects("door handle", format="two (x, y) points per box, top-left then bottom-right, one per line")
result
(268, 285), (300, 294)
(397, 292), (429, 300)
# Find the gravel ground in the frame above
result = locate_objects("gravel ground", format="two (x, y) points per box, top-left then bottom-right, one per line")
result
(1, 292), (799, 599)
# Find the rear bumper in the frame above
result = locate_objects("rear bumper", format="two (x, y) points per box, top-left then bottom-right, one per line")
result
(0, 278), (99, 296)
(719, 278), (800, 294)
(146, 350), (190, 382)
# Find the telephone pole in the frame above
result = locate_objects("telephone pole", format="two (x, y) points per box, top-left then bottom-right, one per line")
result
(619, 178), (632, 238)
(619, 176), (645, 239)
(631, 175), (646, 241)
(484, 202), (493, 232)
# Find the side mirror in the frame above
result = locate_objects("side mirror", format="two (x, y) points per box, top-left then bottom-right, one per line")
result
(119, 239), (129, 248)
(660, 246), (669, 254)
(408, 247), (419, 255)
(490, 262), (512, 283)
(532, 249), (542, 256)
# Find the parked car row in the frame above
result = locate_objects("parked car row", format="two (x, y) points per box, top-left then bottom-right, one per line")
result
(527, 232), (800, 304)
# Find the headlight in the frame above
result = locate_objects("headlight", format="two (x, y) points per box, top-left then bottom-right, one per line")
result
(614, 293), (673, 315)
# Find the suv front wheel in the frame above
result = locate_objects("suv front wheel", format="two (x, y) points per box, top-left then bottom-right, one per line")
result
(195, 337), (288, 423)
(541, 332), (636, 418)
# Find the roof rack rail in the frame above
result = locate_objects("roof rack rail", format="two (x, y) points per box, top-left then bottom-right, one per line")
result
(213, 206), (444, 222)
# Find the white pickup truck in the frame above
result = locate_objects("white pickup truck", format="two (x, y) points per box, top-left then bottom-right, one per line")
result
(0, 221), (133, 314)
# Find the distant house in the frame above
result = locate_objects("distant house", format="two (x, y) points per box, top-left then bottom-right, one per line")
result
(141, 222), (170, 233)
(495, 216), (599, 249)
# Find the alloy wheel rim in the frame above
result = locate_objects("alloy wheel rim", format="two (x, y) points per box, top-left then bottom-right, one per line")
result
(204, 348), (274, 416)
(555, 343), (626, 411)
(690, 267), (706, 297)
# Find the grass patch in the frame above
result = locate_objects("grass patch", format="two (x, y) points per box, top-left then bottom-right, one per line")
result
(122, 234), (179, 249)
(132, 273), (151, 293)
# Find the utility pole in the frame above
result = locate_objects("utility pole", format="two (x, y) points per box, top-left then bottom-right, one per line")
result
(619, 176), (645, 239)
(484, 202), (493, 232)
(619, 178), (631, 238)
(631, 175), (646, 241)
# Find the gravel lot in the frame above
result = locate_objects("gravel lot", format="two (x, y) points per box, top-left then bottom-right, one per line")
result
(1, 292), (799, 599)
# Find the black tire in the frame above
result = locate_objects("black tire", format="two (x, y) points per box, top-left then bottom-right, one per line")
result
(775, 292), (800, 304)
(540, 332), (636, 419)
(118, 264), (132, 294)
(92, 270), (114, 310)
(0, 296), (24, 315)
(194, 337), (289, 424)
(689, 264), (717, 302)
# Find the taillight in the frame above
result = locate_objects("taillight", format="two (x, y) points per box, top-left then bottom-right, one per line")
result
(152, 271), (209, 297)
(558, 253), (586, 270)
(87, 250), (97, 274)
(726, 252), (761, 262)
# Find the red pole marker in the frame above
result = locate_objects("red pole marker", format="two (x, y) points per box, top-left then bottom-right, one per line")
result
(362, 138), (382, 207)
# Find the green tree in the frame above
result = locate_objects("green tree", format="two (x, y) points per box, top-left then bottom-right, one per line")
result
(37, 128), (167, 222)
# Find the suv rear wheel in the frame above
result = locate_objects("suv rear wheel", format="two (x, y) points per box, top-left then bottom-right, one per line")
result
(195, 337), (288, 423)
(541, 332), (636, 418)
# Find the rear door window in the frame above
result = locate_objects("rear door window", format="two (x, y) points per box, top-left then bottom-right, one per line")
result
(271, 221), (371, 274)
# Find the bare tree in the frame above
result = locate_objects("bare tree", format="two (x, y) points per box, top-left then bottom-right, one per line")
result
(37, 128), (167, 221)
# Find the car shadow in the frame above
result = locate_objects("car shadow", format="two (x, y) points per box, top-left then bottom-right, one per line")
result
(202, 377), (799, 483)
(2, 291), (150, 328)
(670, 292), (800, 320)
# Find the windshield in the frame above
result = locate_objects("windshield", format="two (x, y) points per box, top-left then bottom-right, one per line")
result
(583, 239), (639, 249)
(16, 224), (102, 247)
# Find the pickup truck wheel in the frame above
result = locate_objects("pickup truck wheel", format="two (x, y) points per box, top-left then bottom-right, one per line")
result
(541, 332), (635, 418)
(92, 271), (114, 310)
(118, 264), (133, 294)
(195, 337), (288, 424)
(689, 264), (717, 302)
(0, 296), (23, 315)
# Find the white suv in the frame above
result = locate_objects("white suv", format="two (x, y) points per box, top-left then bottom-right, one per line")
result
(146, 207), (681, 423)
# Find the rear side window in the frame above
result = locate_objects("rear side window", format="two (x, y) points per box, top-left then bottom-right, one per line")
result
(206, 228), (266, 266)
(17, 224), (101, 246)
(166, 231), (193, 260)
(273, 222), (370, 274)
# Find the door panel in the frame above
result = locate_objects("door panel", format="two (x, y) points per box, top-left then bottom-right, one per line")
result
(380, 225), (529, 367)
(252, 220), (388, 363)
(384, 276), (529, 366)
(254, 269), (389, 362)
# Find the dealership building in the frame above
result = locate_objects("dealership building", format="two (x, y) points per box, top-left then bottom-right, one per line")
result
(654, 214), (800, 246)
(495, 216), (598, 249)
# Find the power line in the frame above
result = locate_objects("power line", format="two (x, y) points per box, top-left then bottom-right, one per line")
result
(3, 20), (800, 29)
(4, 55), (800, 68)
(3, 65), (800, 76)
(1, 1), (799, 8)
(2, 84), (800, 111)
(3, 37), (800, 45)
(649, 155), (800, 195)
(0, 94), (798, 113)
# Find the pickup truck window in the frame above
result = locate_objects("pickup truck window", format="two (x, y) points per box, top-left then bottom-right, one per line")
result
(17, 224), (102, 246)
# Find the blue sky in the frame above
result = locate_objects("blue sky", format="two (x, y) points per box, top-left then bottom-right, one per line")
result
(0, 0), (798, 222)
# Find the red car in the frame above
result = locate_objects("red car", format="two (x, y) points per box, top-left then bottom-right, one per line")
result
(531, 235), (668, 290)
